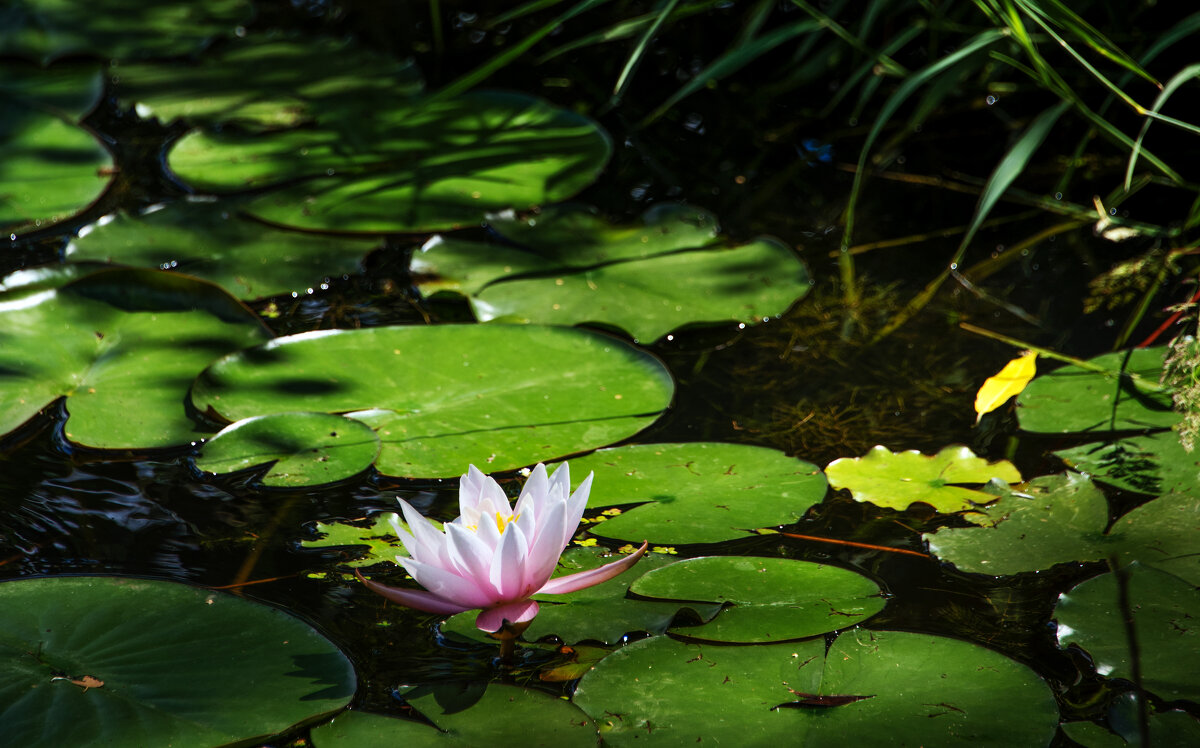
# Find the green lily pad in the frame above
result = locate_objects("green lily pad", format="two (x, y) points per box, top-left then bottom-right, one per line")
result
(441, 547), (720, 645)
(924, 472), (1113, 575)
(0, 576), (354, 747)
(300, 513), (408, 568)
(194, 412), (380, 487)
(1, 61), (111, 232)
(1063, 694), (1200, 748)
(189, 324), (673, 478)
(1109, 491), (1200, 587)
(559, 442), (827, 545)
(115, 35), (424, 129)
(825, 445), (1021, 519)
(1018, 347), (1175, 434)
(573, 629), (1058, 747)
(414, 205), (811, 341)
(925, 475), (1200, 580)
(67, 202), (380, 300)
(1054, 430), (1200, 495)
(0, 0), (252, 62)
(311, 683), (599, 747)
(0, 267), (270, 448)
(167, 91), (611, 233)
(1056, 563), (1200, 702)
(630, 556), (884, 642)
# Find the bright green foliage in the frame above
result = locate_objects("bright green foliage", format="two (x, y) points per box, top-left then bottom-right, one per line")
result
(168, 91), (612, 233)
(1, 61), (110, 232)
(631, 556), (884, 642)
(415, 204), (812, 340)
(0, 576), (354, 747)
(0, 267), (270, 448)
(1018, 347), (1175, 433)
(189, 325), (674, 478)
(573, 629), (1058, 747)
(562, 442), (827, 544)
(1056, 563), (1200, 703)
(0, 0), (251, 62)
(310, 684), (599, 747)
(114, 35), (424, 128)
(442, 547), (720, 645)
(195, 412), (381, 487)
(67, 202), (380, 300)
(825, 445), (1021, 519)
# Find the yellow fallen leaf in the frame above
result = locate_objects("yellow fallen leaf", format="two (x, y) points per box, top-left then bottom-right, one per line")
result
(975, 351), (1037, 423)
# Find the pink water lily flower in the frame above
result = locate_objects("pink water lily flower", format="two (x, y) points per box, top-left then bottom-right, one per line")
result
(358, 462), (647, 633)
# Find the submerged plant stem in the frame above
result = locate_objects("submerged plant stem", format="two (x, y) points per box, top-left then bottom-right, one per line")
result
(778, 531), (928, 558)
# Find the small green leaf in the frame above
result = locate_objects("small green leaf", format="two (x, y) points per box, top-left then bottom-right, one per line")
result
(300, 513), (411, 568)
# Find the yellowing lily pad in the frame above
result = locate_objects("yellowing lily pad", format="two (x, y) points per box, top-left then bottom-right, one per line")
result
(189, 325), (673, 478)
(825, 445), (1021, 519)
(194, 412), (380, 487)
(414, 204), (812, 341)
(560, 442), (827, 545)
(974, 350), (1036, 423)
(630, 556), (884, 642)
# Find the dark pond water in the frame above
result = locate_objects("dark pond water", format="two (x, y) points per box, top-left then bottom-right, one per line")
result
(3, 1), (1198, 745)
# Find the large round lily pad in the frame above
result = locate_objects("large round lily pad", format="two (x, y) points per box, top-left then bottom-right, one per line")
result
(441, 547), (721, 646)
(573, 629), (1058, 747)
(167, 91), (611, 233)
(825, 445), (1021, 519)
(560, 442), (827, 545)
(115, 35), (424, 129)
(630, 556), (884, 642)
(311, 684), (598, 747)
(0, 0), (252, 62)
(0, 576), (354, 747)
(414, 205), (811, 341)
(1, 61), (111, 232)
(189, 325), (674, 478)
(1018, 347), (1174, 434)
(194, 412), (381, 487)
(1056, 563), (1200, 702)
(67, 202), (380, 300)
(0, 267), (270, 448)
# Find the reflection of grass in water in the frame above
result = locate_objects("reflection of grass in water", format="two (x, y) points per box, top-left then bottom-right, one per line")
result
(725, 281), (999, 466)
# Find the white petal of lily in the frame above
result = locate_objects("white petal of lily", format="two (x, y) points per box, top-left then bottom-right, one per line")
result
(397, 554), (496, 609)
(397, 500), (451, 567)
(443, 522), (497, 592)
(490, 521), (529, 600)
(360, 462), (648, 635)
(514, 462), (550, 518)
(538, 542), (649, 595)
